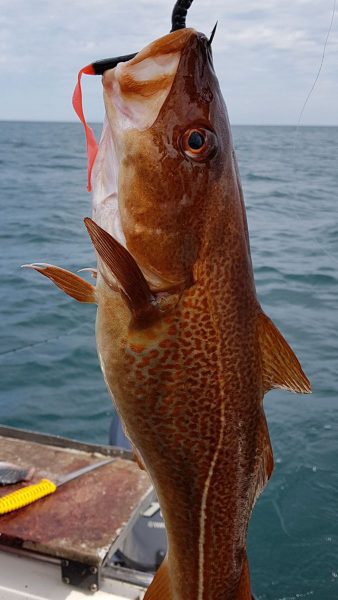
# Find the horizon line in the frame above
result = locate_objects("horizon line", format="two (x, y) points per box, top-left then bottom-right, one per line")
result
(1, 119), (338, 128)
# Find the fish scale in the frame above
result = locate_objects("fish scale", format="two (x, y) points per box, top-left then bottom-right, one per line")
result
(94, 253), (265, 600)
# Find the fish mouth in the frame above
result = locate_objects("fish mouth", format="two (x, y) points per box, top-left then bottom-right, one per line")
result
(102, 28), (196, 131)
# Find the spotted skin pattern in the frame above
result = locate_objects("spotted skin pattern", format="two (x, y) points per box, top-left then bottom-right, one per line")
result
(96, 167), (268, 600)
(27, 27), (309, 600)
(92, 29), (306, 600)
(92, 30), (273, 600)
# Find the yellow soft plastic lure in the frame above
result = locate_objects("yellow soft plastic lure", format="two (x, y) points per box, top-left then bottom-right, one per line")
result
(0, 458), (113, 515)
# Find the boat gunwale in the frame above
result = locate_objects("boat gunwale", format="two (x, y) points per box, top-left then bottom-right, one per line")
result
(0, 425), (133, 460)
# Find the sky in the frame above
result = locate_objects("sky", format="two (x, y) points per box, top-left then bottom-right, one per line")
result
(0, 0), (337, 125)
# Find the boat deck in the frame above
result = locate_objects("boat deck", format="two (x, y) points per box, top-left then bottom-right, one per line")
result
(0, 427), (152, 598)
(0, 551), (146, 600)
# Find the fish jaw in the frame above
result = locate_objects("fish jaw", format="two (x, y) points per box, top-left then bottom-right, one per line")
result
(119, 28), (230, 289)
(91, 28), (195, 289)
(102, 28), (195, 132)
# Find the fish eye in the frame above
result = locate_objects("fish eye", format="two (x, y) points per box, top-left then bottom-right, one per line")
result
(180, 127), (217, 162)
(188, 131), (205, 150)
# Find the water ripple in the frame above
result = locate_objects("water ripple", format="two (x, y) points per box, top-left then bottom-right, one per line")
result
(1, 121), (338, 599)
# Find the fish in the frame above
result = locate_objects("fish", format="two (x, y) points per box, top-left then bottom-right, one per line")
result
(24, 4), (311, 600)
(0, 462), (34, 485)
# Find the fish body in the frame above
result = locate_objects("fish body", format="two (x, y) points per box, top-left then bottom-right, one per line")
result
(26, 26), (311, 600)
(92, 31), (262, 600)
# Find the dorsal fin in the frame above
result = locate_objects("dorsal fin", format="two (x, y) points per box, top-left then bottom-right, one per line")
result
(144, 555), (172, 600)
(22, 263), (96, 303)
(257, 312), (311, 394)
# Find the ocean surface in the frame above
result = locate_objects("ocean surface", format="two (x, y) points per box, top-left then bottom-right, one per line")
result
(0, 121), (337, 599)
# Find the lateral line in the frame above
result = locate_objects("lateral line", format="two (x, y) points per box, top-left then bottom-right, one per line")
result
(197, 394), (225, 599)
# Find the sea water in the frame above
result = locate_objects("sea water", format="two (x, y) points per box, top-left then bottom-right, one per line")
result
(0, 121), (337, 599)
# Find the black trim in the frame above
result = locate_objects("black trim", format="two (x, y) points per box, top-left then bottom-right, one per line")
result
(92, 53), (137, 75)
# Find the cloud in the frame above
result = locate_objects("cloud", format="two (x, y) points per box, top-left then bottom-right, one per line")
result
(0, 0), (337, 124)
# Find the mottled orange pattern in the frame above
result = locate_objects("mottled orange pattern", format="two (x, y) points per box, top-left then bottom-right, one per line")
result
(92, 31), (310, 600)
(29, 28), (311, 600)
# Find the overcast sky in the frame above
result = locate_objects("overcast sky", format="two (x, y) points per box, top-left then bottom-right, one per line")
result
(0, 0), (337, 125)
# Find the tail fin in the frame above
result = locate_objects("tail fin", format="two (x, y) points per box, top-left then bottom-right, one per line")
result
(144, 555), (172, 600)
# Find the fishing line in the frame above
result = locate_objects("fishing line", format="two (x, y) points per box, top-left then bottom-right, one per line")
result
(0, 322), (92, 359)
(291, 0), (337, 265)
(271, 499), (291, 538)
(296, 0), (336, 129)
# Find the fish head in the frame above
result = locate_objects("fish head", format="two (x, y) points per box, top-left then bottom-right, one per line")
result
(92, 28), (233, 292)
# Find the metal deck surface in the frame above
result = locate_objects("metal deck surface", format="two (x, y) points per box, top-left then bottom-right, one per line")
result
(0, 551), (145, 600)
(0, 427), (151, 568)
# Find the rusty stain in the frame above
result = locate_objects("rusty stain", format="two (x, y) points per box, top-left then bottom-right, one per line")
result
(0, 434), (151, 566)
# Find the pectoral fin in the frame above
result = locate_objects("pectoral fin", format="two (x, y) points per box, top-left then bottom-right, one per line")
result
(84, 218), (158, 323)
(144, 555), (172, 600)
(257, 312), (311, 394)
(22, 263), (96, 303)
